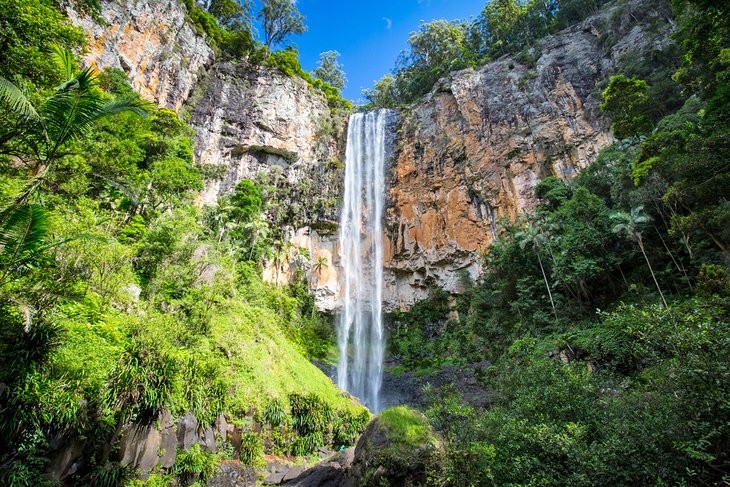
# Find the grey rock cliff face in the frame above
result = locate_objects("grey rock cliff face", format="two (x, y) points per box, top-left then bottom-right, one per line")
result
(189, 62), (343, 207)
(66, 0), (214, 110)
(382, 0), (674, 310)
(188, 62), (347, 311)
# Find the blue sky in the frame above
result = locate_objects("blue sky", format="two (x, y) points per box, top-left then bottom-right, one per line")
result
(252, 0), (485, 102)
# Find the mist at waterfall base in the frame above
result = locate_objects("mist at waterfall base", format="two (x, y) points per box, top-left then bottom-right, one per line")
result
(336, 110), (392, 414)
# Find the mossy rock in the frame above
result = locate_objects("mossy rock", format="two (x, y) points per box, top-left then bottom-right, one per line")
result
(344, 406), (443, 487)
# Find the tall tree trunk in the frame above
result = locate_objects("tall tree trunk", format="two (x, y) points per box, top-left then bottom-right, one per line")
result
(654, 225), (692, 290)
(637, 235), (668, 307)
(537, 252), (558, 320)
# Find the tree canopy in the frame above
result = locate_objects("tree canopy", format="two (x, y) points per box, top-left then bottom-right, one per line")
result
(259, 0), (307, 48)
(313, 50), (347, 91)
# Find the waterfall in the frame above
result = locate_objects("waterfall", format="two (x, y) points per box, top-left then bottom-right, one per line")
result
(337, 109), (391, 413)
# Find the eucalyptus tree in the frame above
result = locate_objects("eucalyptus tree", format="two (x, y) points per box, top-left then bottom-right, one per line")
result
(313, 51), (347, 91)
(611, 206), (668, 307)
(258, 0), (307, 48)
(516, 220), (558, 320)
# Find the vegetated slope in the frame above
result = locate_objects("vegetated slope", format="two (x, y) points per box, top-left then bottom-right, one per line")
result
(0, 1), (367, 485)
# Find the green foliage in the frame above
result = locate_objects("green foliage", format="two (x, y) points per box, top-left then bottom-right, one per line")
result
(388, 289), (478, 370)
(600, 74), (653, 139)
(0, 0), (85, 87)
(229, 179), (263, 223)
(696, 264), (730, 297)
(313, 50), (347, 91)
(265, 48), (352, 110)
(333, 409), (371, 447)
(264, 398), (288, 426)
(182, 0), (256, 59)
(426, 299), (730, 486)
(174, 444), (221, 484)
(378, 406), (436, 452)
(208, 0), (253, 31)
(672, 0), (730, 96)
(83, 463), (133, 487)
(259, 0), (307, 48)
(239, 432), (263, 466)
(289, 392), (334, 437)
(107, 342), (178, 422)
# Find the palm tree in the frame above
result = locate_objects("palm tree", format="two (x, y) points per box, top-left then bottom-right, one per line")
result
(516, 220), (558, 320)
(0, 47), (150, 329)
(611, 206), (668, 307)
(272, 242), (288, 285)
(311, 255), (328, 288)
(0, 46), (150, 213)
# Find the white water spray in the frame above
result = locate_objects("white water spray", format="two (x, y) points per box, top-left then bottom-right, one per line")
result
(337, 110), (391, 413)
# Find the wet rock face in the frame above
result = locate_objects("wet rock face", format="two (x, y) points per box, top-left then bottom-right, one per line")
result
(65, 0), (214, 110)
(383, 0), (673, 310)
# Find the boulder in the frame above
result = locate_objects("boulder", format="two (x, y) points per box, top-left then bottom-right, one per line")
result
(343, 407), (443, 487)
(45, 437), (85, 482)
(206, 459), (258, 487)
(119, 409), (177, 474)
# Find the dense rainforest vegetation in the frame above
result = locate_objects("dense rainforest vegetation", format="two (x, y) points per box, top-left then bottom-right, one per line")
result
(0, 0), (728, 485)
(385, 0), (730, 485)
(0, 0), (365, 485)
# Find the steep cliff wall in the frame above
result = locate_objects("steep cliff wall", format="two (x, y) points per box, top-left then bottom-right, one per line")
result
(189, 62), (347, 309)
(65, 0), (214, 110)
(66, 0), (674, 313)
(383, 0), (674, 309)
(67, 0), (347, 309)
(190, 62), (344, 207)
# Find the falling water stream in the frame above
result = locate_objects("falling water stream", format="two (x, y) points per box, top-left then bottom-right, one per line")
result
(337, 110), (392, 413)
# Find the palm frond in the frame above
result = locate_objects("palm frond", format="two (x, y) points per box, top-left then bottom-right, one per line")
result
(0, 176), (47, 222)
(42, 69), (151, 155)
(0, 204), (49, 268)
(34, 232), (106, 254)
(42, 69), (106, 152)
(99, 96), (153, 118)
(49, 45), (77, 82)
(0, 76), (42, 123)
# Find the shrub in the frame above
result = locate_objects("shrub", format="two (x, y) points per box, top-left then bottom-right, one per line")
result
(239, 432), (264, 466)
(333, 409), (371, 447)
(174, 444), (221, 484)
(264, 397), (288, 426)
